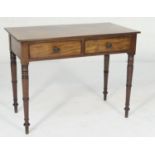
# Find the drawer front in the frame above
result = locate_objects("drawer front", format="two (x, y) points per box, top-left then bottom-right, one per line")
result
(30, 41), (81, 59)
(85, 37), (132, 54)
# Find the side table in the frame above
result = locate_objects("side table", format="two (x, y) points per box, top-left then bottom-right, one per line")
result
(5, 23), (140, 134)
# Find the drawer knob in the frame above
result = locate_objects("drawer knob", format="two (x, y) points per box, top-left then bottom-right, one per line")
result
(106, 42), (113, 49)
(53, 47), (60, 53)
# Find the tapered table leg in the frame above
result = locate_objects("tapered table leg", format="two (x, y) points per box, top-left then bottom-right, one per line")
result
(21, 64), (30, 134)
(103, 55), (110, 101)
(124, 54), (134, 118)
(10, 51), (18, 113)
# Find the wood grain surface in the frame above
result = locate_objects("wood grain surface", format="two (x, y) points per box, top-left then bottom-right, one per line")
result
(5, 23), (140, 41)
(85, 37), (132, 54)
(30, 41), (81, 59)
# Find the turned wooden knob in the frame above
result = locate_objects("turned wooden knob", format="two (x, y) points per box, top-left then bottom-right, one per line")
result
(53, 47), (60, 53)
(106, 42), (113, 49)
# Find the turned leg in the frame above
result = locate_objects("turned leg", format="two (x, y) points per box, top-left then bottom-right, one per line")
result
(103, 55), (110, 101)
(10, 51), (18, 113)
(124, 54), (134, 118)
(21, 64), (30, 134)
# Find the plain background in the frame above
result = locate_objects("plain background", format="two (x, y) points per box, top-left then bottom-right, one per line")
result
(0, 17), (155, 136)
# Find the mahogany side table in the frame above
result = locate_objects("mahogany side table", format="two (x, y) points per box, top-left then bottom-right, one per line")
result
(5, 23), (140, 134)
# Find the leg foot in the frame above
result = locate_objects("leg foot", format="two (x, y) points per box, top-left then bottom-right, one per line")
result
(13, 102), (18, 113)
(24, 122), (30, 134)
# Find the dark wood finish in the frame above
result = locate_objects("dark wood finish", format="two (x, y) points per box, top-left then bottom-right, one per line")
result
(10, 51), (18, 113)
(124, 54), (134, 118)
(5, 23), (140, 41)
(5, 23), (140, 134)
(9, 35), (18, 113)
(22, 64), (30, 134)
(103, 55), (110, 101)
(10, 36), (22, 59)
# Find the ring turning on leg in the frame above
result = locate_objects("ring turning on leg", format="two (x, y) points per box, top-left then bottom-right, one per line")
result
(103, 55), (110, 101)
(22, 64), (30, 134)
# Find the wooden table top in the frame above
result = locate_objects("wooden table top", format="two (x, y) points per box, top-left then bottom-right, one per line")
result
(5, 23), (140, 42)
